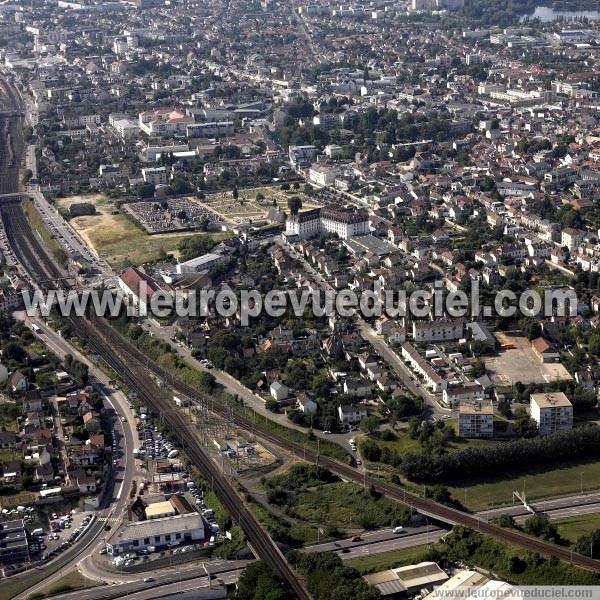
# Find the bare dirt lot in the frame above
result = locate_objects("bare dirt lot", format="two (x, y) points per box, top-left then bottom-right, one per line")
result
(484, 332), (571, 386)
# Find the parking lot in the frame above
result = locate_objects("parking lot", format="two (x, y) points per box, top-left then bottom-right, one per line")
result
(31, 191), (102, 268)
(40, 510), (95, 561)
(485, 333), (572, 386)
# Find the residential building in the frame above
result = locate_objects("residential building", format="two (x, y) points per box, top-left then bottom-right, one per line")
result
(270, 381), (289, 402)
(412, 319), (464, 343)
(458, 401), (494, 438)
(285, 207), (369, 240)
(141, 166), (167, 186)
(338, 404), (367, 425)
(401, 342), (447, 392)
(442, 382), (485, 408)
(530, 392), (573, 436)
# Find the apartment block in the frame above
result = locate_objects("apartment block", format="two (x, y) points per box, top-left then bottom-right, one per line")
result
(530, 392), (573, 437)
(458, 401), (494, 438)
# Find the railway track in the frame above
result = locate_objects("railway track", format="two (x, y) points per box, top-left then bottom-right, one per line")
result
(0, 66), (598, 579)
(0, 76), (23, 195)
(6, 200), (600, 575)
(0, 202), (312, 599)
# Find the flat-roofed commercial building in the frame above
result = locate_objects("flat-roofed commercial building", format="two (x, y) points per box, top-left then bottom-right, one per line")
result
(0, 519), (29, 565)
(176, 253), (224, 275)
(107, 513), (205, 555)
(145, 500), (177, 520)
(363, 562), (449, 597)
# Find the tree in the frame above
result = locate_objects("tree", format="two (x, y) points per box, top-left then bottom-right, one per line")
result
(4, 342), (26, 363)
(359, 438), (381, 461)
(498, 398), (512, 419)
(574, 529), (600, 558)
(523, 515), (559, 543)
(287, 196), (302, 215)
(137, 182), (155, 198)
(496, 513), (517, 528)
(589, 331), (600, 356)
(513, 416), (538, 439)
(234, 561), (291, 600)
(359, 415), (379, 435)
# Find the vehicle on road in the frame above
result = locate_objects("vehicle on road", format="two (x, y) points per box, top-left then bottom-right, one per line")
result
(393, 526), (404, 534)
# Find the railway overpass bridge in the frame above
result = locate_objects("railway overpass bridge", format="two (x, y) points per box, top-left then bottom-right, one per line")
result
(0, 193), (27, 204)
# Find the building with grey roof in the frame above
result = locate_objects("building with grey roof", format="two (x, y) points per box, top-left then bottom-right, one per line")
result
(107, 513), (205, 555)
(0, 519), (29, 565)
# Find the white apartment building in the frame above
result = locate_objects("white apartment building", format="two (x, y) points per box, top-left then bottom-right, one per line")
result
(561, 227), (583, 251)
(401, 342), (447, 392)
(530, 392), (573, 437)
(458, 401), (494, 438)
(112, 118), (140, 139)
(309, 164), (337, 187)
(412, 319), (464, 343)
(442, 382), (484, 408)
(141, 167), (167, 186)
(338, 404), (368, 425)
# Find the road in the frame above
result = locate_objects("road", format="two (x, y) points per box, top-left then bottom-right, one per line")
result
(29, 189), (111, 277)
(480, 491), (600, 523)
(140, 319), (359, 452)
(48, 566), (246, 600)
(303, 524), (444, 557)
(11, 313), (141, 600)
(280, 240), (452, 419)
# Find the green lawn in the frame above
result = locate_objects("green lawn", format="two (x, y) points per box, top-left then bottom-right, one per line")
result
(449, 459), (600, 511)
(555, 514), (600, 545)
(55, 194), (230, 268)
(346, 545), (434, 574)
(374, 431), (421, 454)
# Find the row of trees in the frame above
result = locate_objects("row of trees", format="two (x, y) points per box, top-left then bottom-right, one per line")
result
(400, 425), (600, 482)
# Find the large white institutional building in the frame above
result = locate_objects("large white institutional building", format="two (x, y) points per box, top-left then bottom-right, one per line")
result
(285, 207), (369, 240)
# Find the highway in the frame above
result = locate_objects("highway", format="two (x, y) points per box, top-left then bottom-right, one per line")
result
(47, 566), (246, 600)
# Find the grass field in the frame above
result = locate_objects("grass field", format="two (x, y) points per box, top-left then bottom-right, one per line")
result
(555, 514), (600, 544)
(292, 481), (410, 530)
(56, 194), (228, 267)
(28, 570), (101, 599)
(346, 545), (434, 574)
(449, 459), (600, 511)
